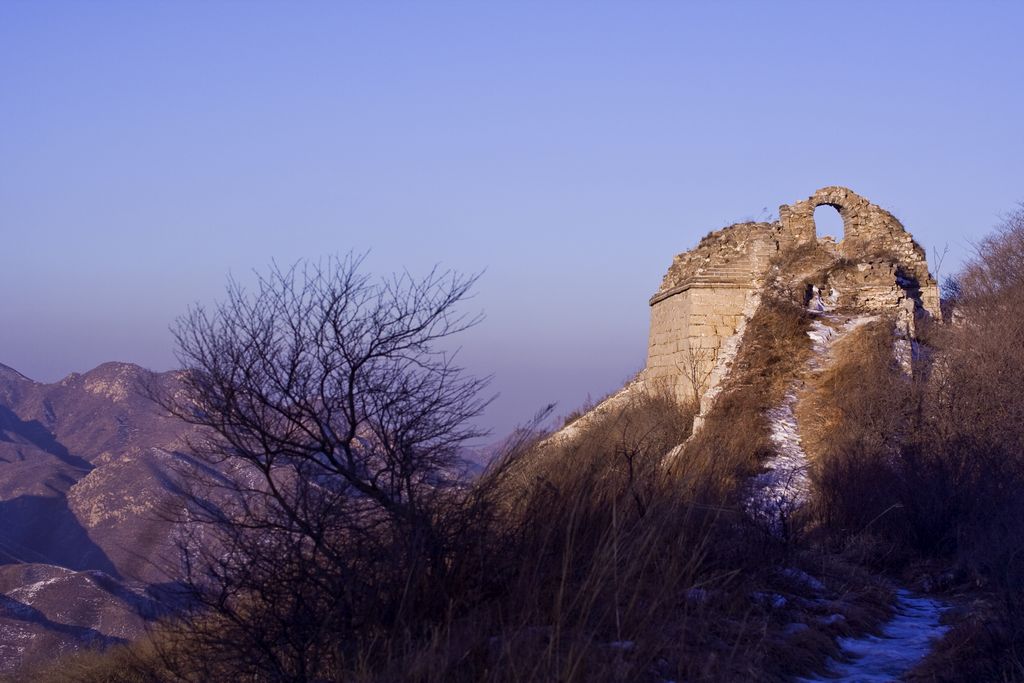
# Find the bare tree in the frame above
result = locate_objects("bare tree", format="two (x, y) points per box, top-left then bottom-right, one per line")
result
(932, 242), (950, 284)
(152, 255), (495, 681)
(677, 344), (716, 404)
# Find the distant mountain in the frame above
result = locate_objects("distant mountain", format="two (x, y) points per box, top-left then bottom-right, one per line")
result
(0, 362), (197, 671)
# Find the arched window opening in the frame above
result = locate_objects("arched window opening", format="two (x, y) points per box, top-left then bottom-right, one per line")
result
(813, 204), (844, 241)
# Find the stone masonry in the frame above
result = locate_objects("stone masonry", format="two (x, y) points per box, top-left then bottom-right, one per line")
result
(644, 187), (940, 405)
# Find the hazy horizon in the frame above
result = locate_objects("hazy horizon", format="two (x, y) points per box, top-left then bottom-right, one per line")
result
(3, 1), (1023, 437)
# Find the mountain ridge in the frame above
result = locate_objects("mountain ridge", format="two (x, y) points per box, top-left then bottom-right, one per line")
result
(0, 361), (196, 671)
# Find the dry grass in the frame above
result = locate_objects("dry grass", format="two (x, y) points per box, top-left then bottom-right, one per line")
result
(9, 636), (173, 683)
(795, 318), (914, 547)
(473, 384), (882, 683)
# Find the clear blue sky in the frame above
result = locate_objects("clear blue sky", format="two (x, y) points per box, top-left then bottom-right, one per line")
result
(2, 1), (1022, 437)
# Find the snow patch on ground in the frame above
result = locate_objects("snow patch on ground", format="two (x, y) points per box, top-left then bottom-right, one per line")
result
(8, 568), (74, 602)
(745, 382), (808, 532)
(799, 590), (950, 683)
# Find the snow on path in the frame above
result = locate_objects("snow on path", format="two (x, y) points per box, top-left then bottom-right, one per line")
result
(745, 314), (874, 533)
(798, 590), (950, 683)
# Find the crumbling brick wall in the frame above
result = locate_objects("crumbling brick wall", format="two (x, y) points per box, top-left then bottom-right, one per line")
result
(778, 186), (940, 315)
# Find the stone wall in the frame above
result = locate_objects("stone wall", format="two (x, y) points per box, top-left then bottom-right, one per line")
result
(645, 284), (750, 402)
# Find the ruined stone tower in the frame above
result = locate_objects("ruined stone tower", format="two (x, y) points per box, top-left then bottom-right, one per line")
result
(644, 186), (940, 406)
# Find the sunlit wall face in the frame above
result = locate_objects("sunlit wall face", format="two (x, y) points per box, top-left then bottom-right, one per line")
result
(2, 2), (1023, 438)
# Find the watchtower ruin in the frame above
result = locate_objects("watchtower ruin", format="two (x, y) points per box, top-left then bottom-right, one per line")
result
(644, 186), (940, 405)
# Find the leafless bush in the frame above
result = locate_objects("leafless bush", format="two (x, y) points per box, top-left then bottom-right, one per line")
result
(921, 206), (1024, 587)
(147, 255), (499, 680)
